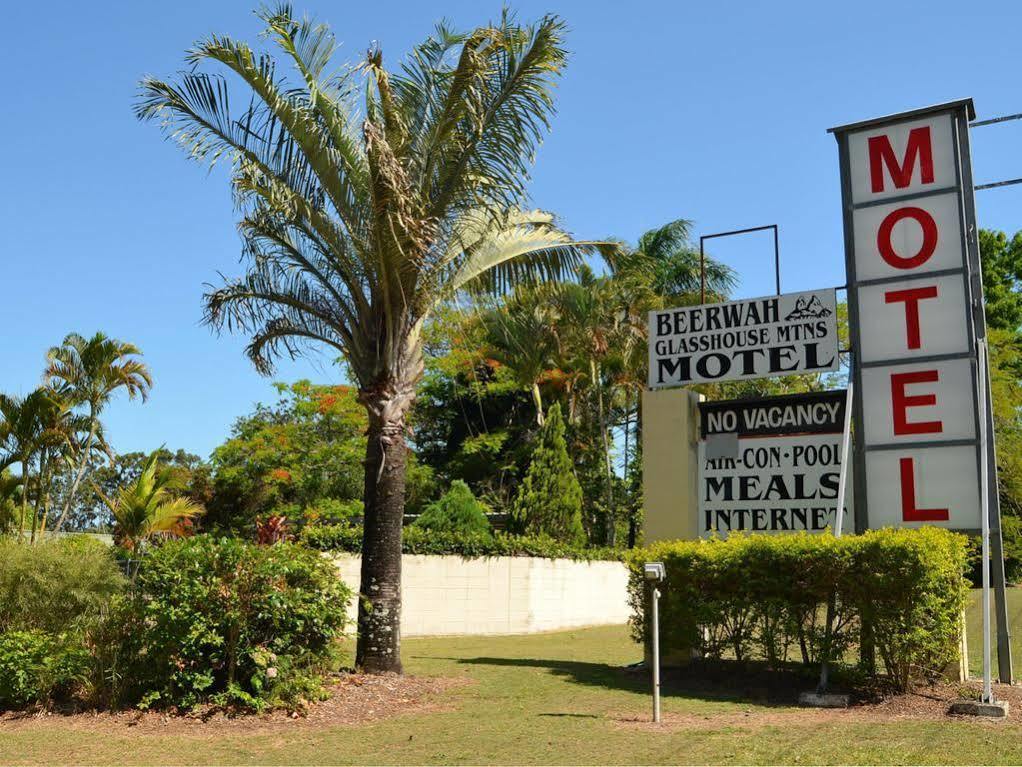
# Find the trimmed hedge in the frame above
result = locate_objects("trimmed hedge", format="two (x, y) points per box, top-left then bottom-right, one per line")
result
(301, 524), (620, 561)
(626, 528), (969, 691)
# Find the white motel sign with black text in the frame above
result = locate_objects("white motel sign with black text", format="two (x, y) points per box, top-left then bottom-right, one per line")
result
(832, 101), (984, 530)
(648, 289), (840, 387)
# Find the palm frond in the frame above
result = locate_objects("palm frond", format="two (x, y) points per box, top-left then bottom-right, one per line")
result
(431, 209), (616, 302)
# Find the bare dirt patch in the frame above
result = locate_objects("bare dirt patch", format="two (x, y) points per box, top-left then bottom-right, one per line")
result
(0, 673), (470, 736)
(613, 679), (1022, 732)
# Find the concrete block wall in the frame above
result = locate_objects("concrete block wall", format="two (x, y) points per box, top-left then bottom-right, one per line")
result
(330, 553), (630, 636)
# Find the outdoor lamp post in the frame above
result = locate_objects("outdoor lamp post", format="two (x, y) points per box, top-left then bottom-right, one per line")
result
(644, 561), (667, 723)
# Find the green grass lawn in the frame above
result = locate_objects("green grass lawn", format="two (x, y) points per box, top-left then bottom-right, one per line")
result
(2, 590), (1022, 766)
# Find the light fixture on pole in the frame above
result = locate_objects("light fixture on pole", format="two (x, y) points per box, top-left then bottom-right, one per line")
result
(643, 561), (667, 723)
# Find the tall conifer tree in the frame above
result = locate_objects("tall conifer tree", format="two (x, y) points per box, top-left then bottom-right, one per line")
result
(511, 404), (584, 544)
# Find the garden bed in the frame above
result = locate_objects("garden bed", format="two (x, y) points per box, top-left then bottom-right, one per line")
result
(614, 678), (1022, 731)
(0, 673), (469, 734)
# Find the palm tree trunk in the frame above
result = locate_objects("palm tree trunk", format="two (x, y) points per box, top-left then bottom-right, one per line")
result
(39, 456), (53, 539)
(19, 459), (29, 540)
(30, 454), (43, 544)
(623, 392), (634, 548)
(593, 361), (615, 546)
(355, 393), (409, 674)
(531, 383), (545, 426)
(52, 420), (98, 534)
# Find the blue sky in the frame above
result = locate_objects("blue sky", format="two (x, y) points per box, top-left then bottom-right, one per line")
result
(3, 0), (1020, 459)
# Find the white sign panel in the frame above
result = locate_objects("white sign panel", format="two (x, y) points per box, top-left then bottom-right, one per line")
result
(857, 274), (971, 363)
(860, 358), (977, 446)
(700, 435), (854, 537)
(648, 290), (840, 388)
(851, 192), (964, 281)
(848, 114), (956, 203)
(865, 445), (980, 529)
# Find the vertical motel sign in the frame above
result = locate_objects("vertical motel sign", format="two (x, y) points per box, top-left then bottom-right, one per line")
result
(830, 100), (993, 533)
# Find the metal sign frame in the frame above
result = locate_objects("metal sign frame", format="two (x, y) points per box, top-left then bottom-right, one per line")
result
(699, 224), (780, 304)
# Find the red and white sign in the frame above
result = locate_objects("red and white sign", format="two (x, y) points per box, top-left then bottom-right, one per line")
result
(833, 101), (983, 531)
(865, 445), (980, 529)
(847, 115), (957, 203)
(860, 358), (976, 445)
(851, 192), (964, 281)
(856, 274), (971, 363)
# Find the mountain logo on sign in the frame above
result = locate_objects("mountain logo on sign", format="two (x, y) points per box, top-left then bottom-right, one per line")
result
(784, 295), (832, 321)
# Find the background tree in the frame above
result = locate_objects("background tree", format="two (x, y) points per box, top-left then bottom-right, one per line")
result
(203, 381), (366, 534)
(138, 7), (609, 672)
(510, 403), (584, 544)
(44, 332), (152, 534)
(413, 308), (536, 510)
(980, 229), (1022, 332)
(980, 229), (1022, 554)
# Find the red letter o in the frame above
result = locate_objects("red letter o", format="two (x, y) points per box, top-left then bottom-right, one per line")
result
(877, 206), (938, 269)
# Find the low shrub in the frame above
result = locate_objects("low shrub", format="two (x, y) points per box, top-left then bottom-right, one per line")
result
(301, 523), (620, 561)
(111, 536), (350, 711)
(0, 630), (90, 709)
(0, 536), (124, 634)
(411, 481), (491, 537)
(626, 528), (969, 691)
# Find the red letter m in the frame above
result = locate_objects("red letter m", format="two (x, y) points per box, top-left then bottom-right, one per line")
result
(868, 126), (934, 193)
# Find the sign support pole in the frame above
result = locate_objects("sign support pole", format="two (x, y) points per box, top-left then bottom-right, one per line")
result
(833, 381), (854, 539)
(958, 110), (1014, 684)
(817, 383), (855, 694)
(978, 339), (993, 703)
(651, 585), (661, 723)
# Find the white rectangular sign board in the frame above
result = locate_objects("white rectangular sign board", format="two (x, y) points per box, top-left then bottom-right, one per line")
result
(856, 274), (971, 363)
(697, 392), (853, 538)
(648, 289), (840, 388)
(700, 435), (854, 538)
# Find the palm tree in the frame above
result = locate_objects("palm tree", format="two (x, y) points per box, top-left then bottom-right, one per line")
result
(479, 290), (561, 426)
(137, 7), (610, 672)
(94, 451), (203, 552)
(550, 268), (627, 545)
(0, 389), (63, 539)
(45, 332), (151, 535)
(613, 218), (736, 305)
(29, 393), (94, 542)
(611, 218), (736, 545)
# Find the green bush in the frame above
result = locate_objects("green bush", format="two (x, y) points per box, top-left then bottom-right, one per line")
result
(627, 528), (969, 691)
(301, 523), (619, 561)
(111, 536), (350, 711)
(411, 481), (491, 537)
(0, 630), (90, 709)
(0, 536), (124, 634)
